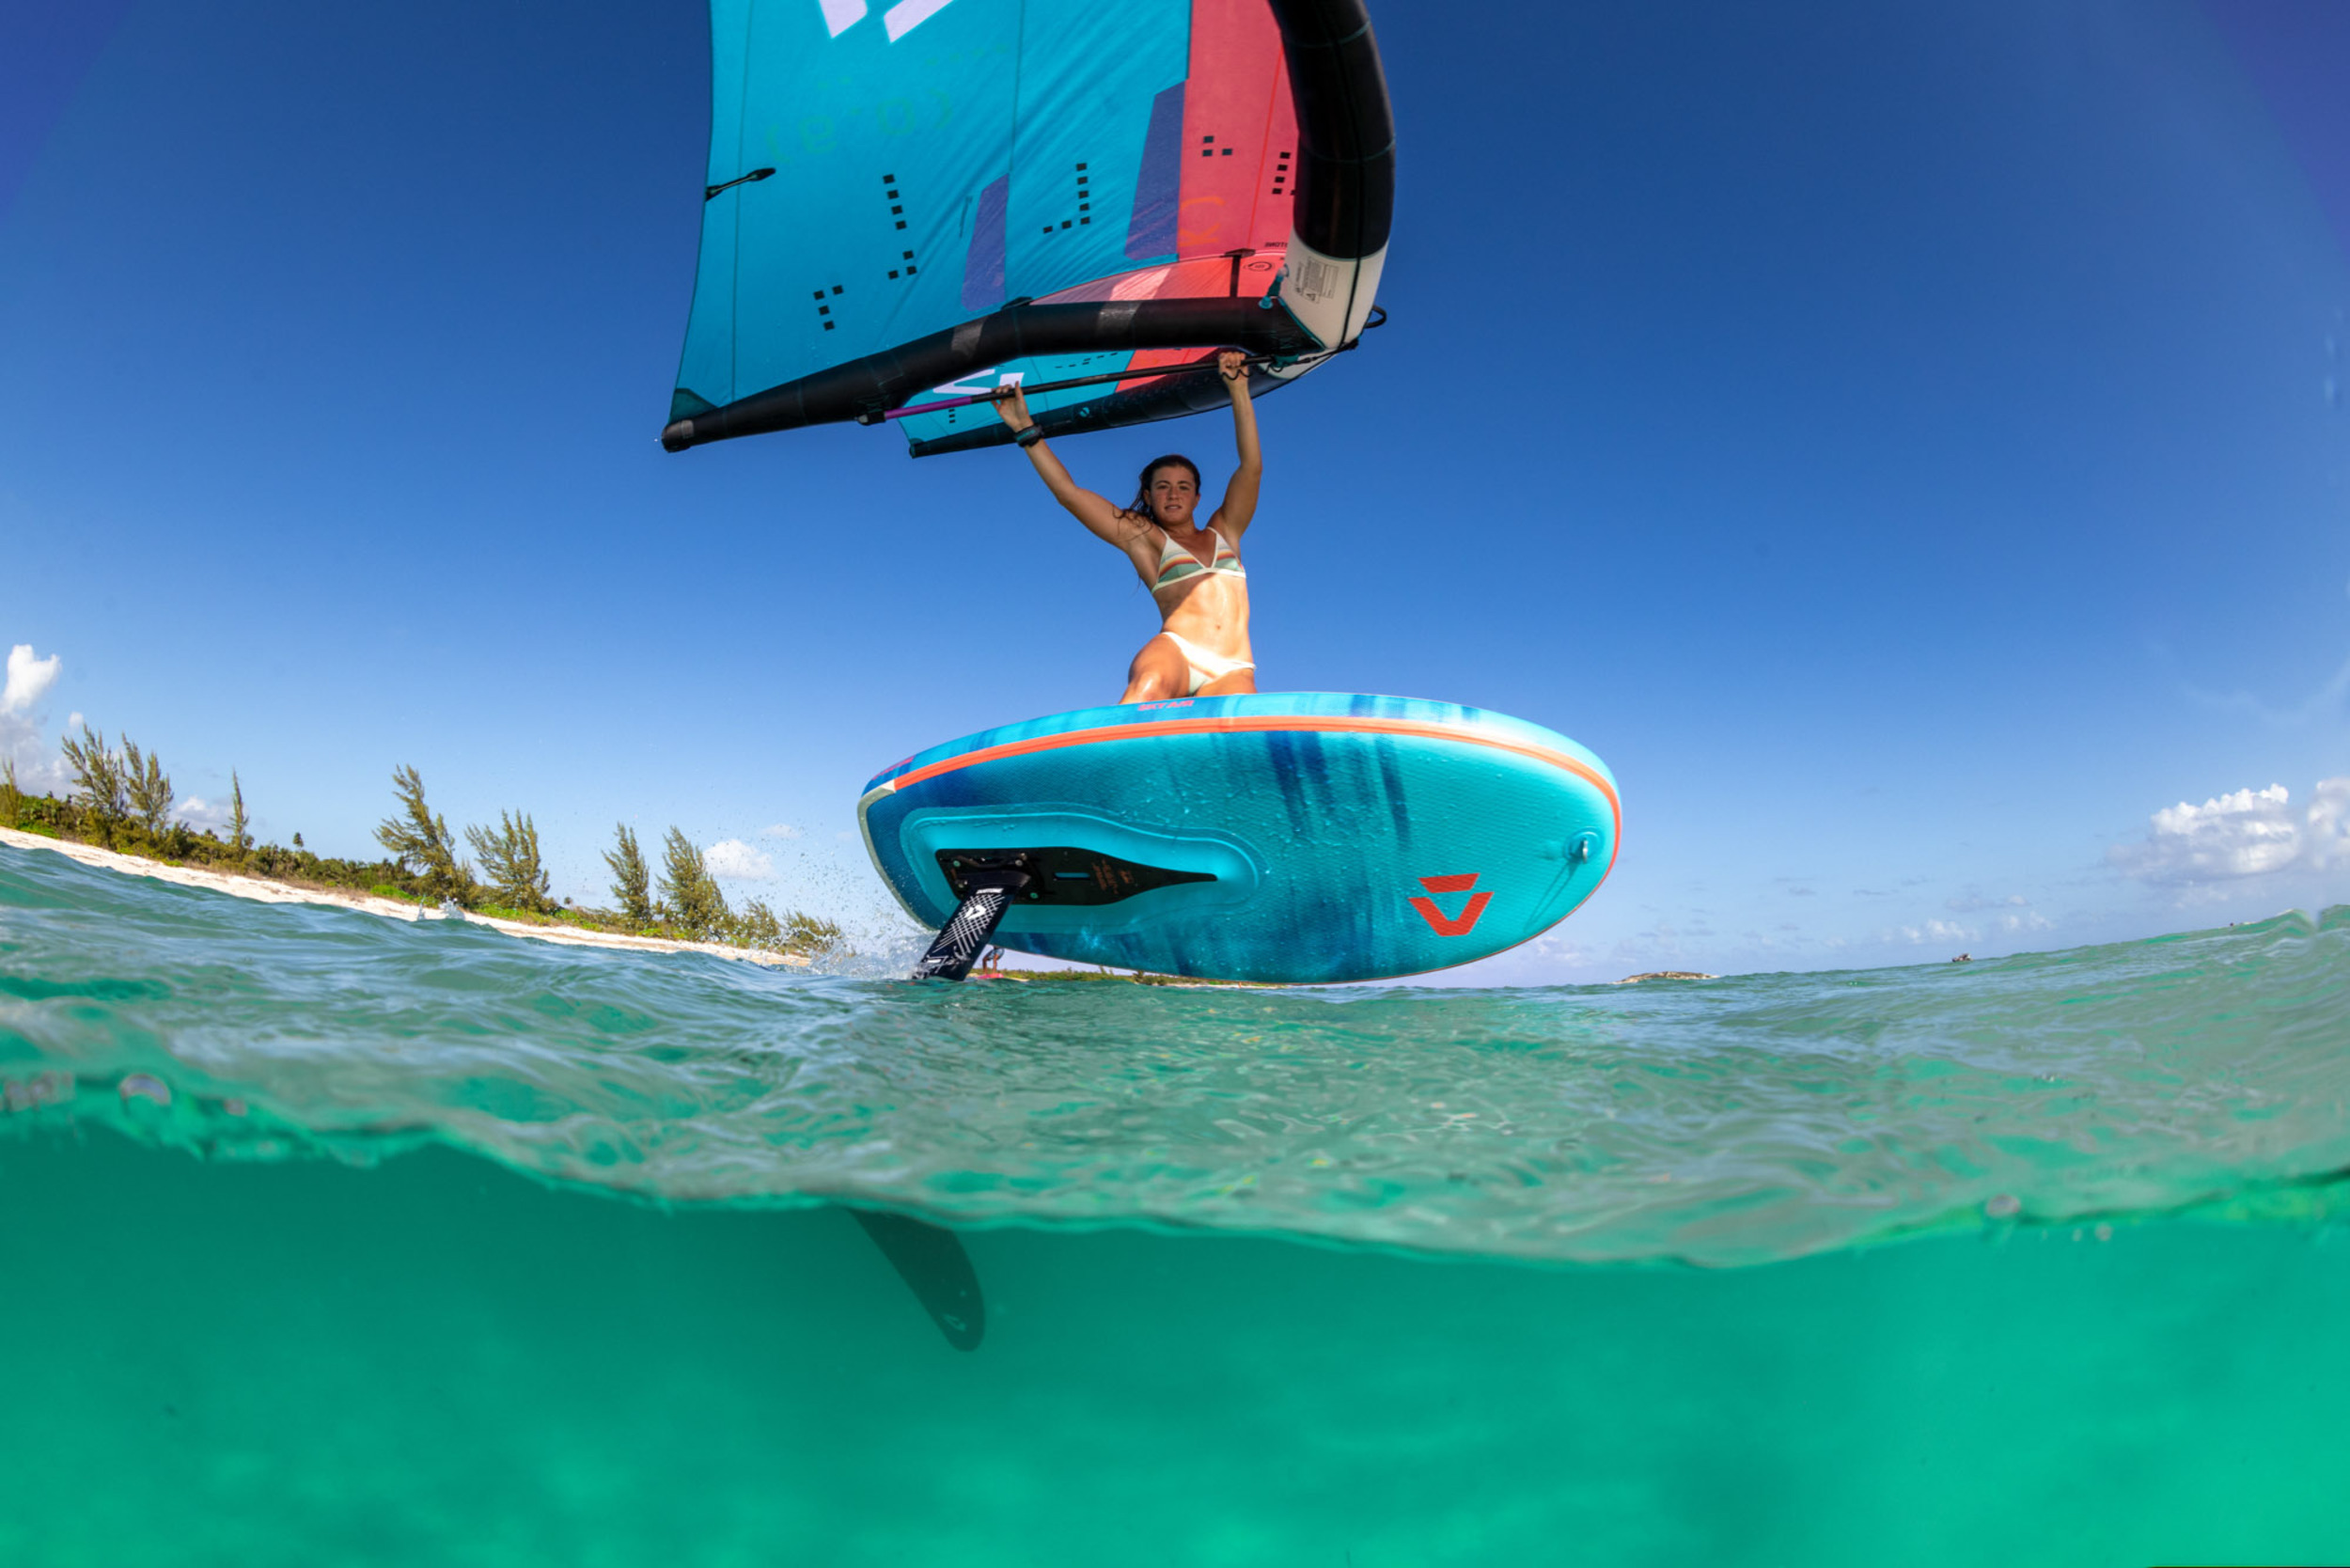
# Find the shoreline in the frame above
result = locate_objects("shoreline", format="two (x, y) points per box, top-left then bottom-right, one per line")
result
(0, 825), (812, 969)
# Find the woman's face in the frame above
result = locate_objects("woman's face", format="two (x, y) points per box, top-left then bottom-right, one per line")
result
(1150, 467), (1199, 527)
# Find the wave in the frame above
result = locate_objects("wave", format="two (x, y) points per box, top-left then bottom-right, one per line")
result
(5, 842), (2347, 1265)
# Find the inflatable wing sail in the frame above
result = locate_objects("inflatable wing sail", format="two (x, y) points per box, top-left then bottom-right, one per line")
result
(661, 0), (1392, 458)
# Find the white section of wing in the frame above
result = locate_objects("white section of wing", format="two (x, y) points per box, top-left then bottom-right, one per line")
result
(883, 0), (960, 41)
(1276, 236), (1386, 356)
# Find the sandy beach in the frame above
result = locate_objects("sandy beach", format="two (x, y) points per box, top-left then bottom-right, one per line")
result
(0, 824), (812, 969)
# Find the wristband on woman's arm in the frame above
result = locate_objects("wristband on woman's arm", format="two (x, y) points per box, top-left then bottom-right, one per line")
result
(1015, 425), (1043, 447)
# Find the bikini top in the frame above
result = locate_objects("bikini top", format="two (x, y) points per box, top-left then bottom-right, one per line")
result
(1150, 525), (1245, 598)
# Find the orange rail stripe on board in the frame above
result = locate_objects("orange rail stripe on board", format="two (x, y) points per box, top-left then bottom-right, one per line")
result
(870, 714), (1622, 835)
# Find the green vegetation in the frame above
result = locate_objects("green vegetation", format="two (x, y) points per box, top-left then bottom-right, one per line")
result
(227, 773), (251, 858)
(3, 734), (838, 961)
(603, 825), (652, 923)
(729, 896), (838, 955)
(375, 764), (473, 902)
(593, 823), (838, 952)
(466, 809), (553, 915)
(58, 727), (127, 842)
(657, 828), (728, 938)
(124, 737), (173, 836)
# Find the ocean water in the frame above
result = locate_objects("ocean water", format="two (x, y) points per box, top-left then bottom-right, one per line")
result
(4, 840), (2348, 1566)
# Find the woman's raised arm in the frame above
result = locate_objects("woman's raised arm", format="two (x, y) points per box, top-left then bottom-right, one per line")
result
(1210, 350), (1261, 540)
(994, 385), (1131, 545)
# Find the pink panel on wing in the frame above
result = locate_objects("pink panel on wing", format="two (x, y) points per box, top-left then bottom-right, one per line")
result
(1038, 259), (1211, 306)
(1177, 0), (1299, 260)
(1117, 345), (1214, 393)
(1034, 255), (1282, 309)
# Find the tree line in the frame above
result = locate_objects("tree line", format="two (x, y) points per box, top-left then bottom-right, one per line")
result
(3, 734), (837, 957)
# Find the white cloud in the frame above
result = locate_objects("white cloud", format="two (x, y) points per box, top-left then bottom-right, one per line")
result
(2184, 647), (2350, 728)
(2310, 777), (2350, 864)
(178, 796), (232, 831)
(703, 839), (775, 881)
(1, 644), (66, 792)
(1935, 892), (2050, 937)
(3, 646), (60, 715)
(758, 823), (803, 839)
(1946, 892), (2029, 912)
(1526, 932), (1596, 966)
(2107, 779), (2350, 885)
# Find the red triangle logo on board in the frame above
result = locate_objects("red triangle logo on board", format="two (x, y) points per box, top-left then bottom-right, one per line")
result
(1409, 873), (1492, 936)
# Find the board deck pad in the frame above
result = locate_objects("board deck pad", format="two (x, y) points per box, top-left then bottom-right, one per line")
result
(858, 693), (1620, 983)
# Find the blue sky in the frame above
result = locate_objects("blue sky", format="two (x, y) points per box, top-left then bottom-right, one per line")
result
(4, 0), (2347, 981)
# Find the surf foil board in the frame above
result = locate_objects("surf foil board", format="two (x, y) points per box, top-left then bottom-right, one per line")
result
(859, 693), (1619, 983)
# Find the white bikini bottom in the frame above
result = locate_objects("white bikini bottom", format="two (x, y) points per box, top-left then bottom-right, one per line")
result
(1160, 632), (1255, 696)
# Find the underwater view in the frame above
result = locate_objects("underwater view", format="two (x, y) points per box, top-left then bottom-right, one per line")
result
(6, 839), (2348, 1566)
(10, 0), (2350, 1559)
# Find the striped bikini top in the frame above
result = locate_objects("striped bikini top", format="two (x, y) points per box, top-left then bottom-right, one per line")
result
(1150, 525), (1245, 598)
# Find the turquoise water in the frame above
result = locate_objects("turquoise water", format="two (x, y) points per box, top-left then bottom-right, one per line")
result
(5, 841), (2349, 1564)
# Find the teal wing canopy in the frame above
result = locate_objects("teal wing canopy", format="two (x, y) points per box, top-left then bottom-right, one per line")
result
(663, 0), (1393, 458)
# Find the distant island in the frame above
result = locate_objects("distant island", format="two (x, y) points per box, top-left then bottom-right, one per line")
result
(3, 731), (838, 963)
(1618, 970), (1717, 983)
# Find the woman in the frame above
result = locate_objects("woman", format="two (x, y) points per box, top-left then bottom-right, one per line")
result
(995, 349), (1260, 702)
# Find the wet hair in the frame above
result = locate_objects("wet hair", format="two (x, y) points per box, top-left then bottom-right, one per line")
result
(1128, 455), (1202, 530)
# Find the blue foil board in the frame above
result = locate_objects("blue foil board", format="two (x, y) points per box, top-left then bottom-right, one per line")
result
(859, 694), (1620, 984)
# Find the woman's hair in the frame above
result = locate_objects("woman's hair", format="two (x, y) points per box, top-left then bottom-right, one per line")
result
(1128, 455), (1202, 529)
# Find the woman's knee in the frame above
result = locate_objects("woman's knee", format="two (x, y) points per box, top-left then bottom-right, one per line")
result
(1122, 645), (1186, 702)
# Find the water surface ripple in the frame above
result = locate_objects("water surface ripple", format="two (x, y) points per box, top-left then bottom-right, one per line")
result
(4, 844), (2345, 1264)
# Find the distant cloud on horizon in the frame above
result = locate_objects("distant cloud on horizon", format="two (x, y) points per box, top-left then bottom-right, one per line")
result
(1893, 917), (1974, 947)
(2108, 778), (2350, 886)
(1945, 892), (2030, 913)
(1890, 891), (2052, 949)
(758, 823), (803, 839)
(703, 838), (775, 881)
